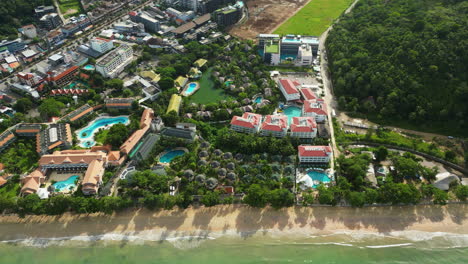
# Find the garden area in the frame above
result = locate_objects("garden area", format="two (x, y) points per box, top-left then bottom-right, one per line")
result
(274, 0), (354, 36)
(58, 0), (84, 18)
(189, 68), (230, 104)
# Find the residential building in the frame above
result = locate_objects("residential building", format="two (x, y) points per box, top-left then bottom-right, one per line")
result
(90, 37), (114, 54)
(180, 0), (198, 11)
(113, 21), (144, 33)
(17, 72), (42, 87)
(166, 94), (182, 114)
(0, 39), (26, 53)
(214, 1), (244, 27)
(105, 98), (134, 109)
(46, 65), (79, 87)
(161, 127), (197, 142)
(278, 79), (301, 101)
(290, 116), (317, 139)
(21, 24), (37, 39)
(297, 44), (313, 66)
(15, 123), (42, 137)
(46, 29), (65, 45)
(302, 99), (328, 123)
(199, 0), (233, 13)
(10, 83), (40, 99)
(39, 13), (63, 30)
(230, 112), (262, 133)
(61, 104), (94, 122)
(129, 11), (161, 33)
(299, 87), (318, 101)
(298, 145), (332, 163)
(61, 15), (92, 37)
(35, 5), (55, 17)
(36, 123), (73, 155)
(260, 115), (288, 137)
(174, 76), (188, 88)
(95, 44), (133, 78)
(0, 130), (16, 153)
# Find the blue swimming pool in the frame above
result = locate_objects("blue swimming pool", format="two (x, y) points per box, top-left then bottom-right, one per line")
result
(159, 150), (186, 163)
(76, 116), (129, 147)
(283, 106), (302, 124)
(183, 82), (198, 95)
(83, 64), (95, 71)
(307, 171), (331, 188)
(254, 96), (263, 104)
(52, 175), (79, 192)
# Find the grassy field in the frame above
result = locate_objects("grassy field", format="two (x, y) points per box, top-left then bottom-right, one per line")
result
(274, 0), (354, 36)
(190, 68), (230, 104)
(58, 0), (84, 18)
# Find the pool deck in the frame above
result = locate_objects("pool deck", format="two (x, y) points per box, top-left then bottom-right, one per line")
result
(75, 115), (130, 148)
(180, 82), (200, 97)
(296, 168), (334, 189)
(158, 147), (189, 165)
(46, 172), (83, 194)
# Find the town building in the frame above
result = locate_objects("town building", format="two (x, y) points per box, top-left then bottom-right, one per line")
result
(39, 13), (63, 30)
(60, 15), (92, 37)
(0, 39), (26, 53)
(105, 98), (134, 109)
(95, 44), (133, 78)
(0, 129), (16, 153)
(10, 83), (40, 99)
(21, 24), (37, 39)
(90, 37), (114, 54)
(302, 99), (328, 123)
(129, 11), (161, 33)
(61, 104), (94, 122)
(36, 123), (73, 155)
(290, 116), (317, 139)
(214, 1), (244, 27)
(257, 34), (319, 65)
(120, 108), (154, 155)
(298, 145), (332, 163)
(46, 29), (65, 46)
(260, 115), (288, 137)
(230, 112), (263, 134)
(35, 5), (55, 17)
(17, 72), (42, 87)
(278, 79), (301, 101)
(166, 94), (182, 114)
(15, 123), (42, 137)
(46, 65), (79, 87)
(299, 87), (318, 101)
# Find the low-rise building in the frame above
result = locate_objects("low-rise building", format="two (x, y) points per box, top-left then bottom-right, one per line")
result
(10, 83), (40, 99)
(17, 72), (42, 87)
(290, 116), (317, 139)
(299, 87), (318, 101)
(166, 94), (182, 114)
(35, 5), (55, 17)
(129, 11), (160, 33)
(95, 44), (133, 78)
(21, 24), (37, 39)
(298, 145), (332, 163)
(90, 37), (113, 54)
(260, 115), (288, 137)
(230, 112), (262, 134)
(61, 104), (94, 122)
(60, 15), (92, 37)
(278, 79), (301, 101)
(120, 108), (154, 155)
(39, 13), (63, 30)
(0, 39), (26, 53)
(15, 123), (42, 137)
(105, 98), (133, 109)
(302, 99), (328, 123)
(46, 65), (79, 87)
(161, 127), (197, 142)
(36, 123), (73, 155)
(0, 129), (16, 153)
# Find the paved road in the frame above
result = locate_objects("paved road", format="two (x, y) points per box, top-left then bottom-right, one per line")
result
(318, 0), (360, 172)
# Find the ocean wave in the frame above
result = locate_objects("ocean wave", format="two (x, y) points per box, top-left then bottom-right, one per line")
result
(365, 243), (413, 248)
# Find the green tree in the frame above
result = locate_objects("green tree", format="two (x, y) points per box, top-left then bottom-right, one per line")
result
(317, 185), (336, 205)
(201, 191), (220, 207)
(104, 123), (129, 147)
(13, 98), (33, 113)
(348, 191), (366, 207)
(38, 98), (65, 119)
(374, 146), (388, 162)
(433, 189), (448, 205)
(17, 194), (43, 215)
(243, 184), (269, 207)
(454, 185), (468, 201)
(159, 76), (174, 90)
(105, 79), (124, 90)
(269, 189), (295, 209)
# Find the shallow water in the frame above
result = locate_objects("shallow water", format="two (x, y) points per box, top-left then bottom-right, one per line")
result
(1, 230), (467, 263)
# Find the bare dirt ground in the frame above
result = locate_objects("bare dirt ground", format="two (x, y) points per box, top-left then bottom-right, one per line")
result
(229, 0), (310, 40)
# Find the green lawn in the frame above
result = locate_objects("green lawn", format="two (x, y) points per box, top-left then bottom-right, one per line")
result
(274, 0), (354, 36)
(58, 0), (84, 18)
(190, 68), (230, 104)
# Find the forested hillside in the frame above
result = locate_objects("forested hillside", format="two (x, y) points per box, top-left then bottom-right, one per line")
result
(0, 0), (53, 40)
(326, 0), (468, 134)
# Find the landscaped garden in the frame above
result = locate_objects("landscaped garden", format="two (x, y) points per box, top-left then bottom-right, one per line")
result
(274, 0), (354, 36)
(189, 68), (230, 104)
(58, 0), (84, 18)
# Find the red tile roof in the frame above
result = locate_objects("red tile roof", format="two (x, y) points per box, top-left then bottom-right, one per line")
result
(300, 88), (318, 100)
(230, 112), (262, 128)
(279, 79), (300, 95)
(298, 145), (332, 157)
(303, 99), (328, 115)
(290, 116), (317, 132)
(261, 115), (288, 132)
(48, 66), (79, 82)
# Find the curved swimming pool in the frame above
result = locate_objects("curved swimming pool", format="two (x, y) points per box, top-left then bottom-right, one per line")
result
(76, 116), (129, 148)
(52, 175), (79, 192)
(307, 170), (331, 188)
(159, 150), (186, 163)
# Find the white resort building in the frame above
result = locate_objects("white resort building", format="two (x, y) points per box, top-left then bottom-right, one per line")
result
(260, 115), (288, 137)
(302, 99), (328, 123)
(290, 116), (317, 139)
(278, 79), (301, 101)
(230, 112), (263, 134)
(96, 44), (133, 78)
(298, 145), (332, 163)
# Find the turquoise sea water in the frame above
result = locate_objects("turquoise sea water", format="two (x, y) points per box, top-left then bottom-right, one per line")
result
(76, 116), (129, 147)
(52, 175), (79, 192)
(0, 232), (467, 264)
(159, 150), (186, 163)
(283, 106), (302, 124)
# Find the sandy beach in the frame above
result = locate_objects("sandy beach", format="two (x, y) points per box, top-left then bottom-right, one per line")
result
(0, 204), (466, 241)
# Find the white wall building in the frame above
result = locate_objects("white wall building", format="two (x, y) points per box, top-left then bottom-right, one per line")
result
(297, 44), (313, 66)
(298, 145), (332, 163)
(95, 44), (133, 78)
(260, 115), (289, 137)
(302, 99), (328, 123)
(290, 116), (317, 138)
(22, 24), (37, 39)
(90, 37), (113, 54)
(278, 79), (301, 101)
(230, 112), (263, 134)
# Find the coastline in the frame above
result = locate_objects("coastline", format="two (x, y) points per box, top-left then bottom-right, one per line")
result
(0, 204), (466, 242)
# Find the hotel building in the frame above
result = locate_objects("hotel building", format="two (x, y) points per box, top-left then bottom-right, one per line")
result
(302, 99), (328, 123)
(298, 145), (332, 163)
(96, 44), (133, 78)
(278, 79), (301, 101)
(230, 112), (263, 134)
(260, 115), (288, 137)
(290, 116), (317, 139)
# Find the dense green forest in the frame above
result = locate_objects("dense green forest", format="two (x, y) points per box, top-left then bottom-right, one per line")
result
(0, 0), (53, 40)
(326, 0), (468, 134)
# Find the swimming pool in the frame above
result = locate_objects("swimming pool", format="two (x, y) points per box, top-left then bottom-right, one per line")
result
(76, 116), (129, 148)
(159, 150), (186, 163)
(283, 106), (302, 124)
(254, 96), (263, 104)
(182, 82), (199, 96)
(307, 170), (332, 188)
(52, 175), (79, 192)
(83, 64), (95, 71)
